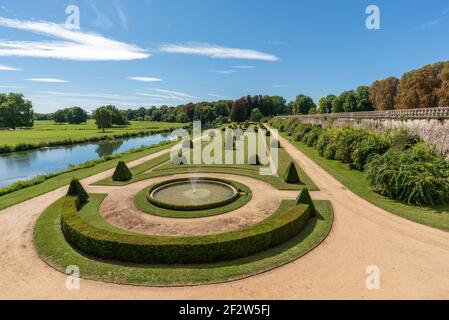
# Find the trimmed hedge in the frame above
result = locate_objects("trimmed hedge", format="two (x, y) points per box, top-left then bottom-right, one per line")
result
(284, 162), (300, 184)
(67, 179), (89, 209)
(146, 178), (241, 211)
(296, 188), (315, 217)
(61, 196), (312, 264)
(112, 161), (132, 181)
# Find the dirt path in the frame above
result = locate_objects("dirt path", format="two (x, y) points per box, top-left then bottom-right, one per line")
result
(2, 132), (449, 299)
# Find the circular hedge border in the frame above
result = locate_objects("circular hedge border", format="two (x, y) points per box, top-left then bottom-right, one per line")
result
(61, 195), (312, 264)
(134, 179), (252, 219)
(35, 195), (333, 286)
(146, 177), (241, 211)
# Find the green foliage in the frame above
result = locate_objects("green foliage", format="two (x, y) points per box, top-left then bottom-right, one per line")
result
(0, 93), (33, 129)
(93, 107), (113, 132)
(365, 144), (449, 206)
(284, 162), (300, 183)
(292, 94), (316, 114)
(67, 179), (89, 209)
(351, 132), (392, 170)
(250, 108), (263, 122)
(61, 196), (312, 264)
(112, 161), (133, 181)
(296, 188), (315, 217)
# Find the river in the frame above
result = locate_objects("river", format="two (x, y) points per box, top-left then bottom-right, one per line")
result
(0, 132), (171, 188)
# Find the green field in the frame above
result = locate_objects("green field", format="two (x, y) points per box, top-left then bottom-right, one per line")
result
(0, 120), (185, 148)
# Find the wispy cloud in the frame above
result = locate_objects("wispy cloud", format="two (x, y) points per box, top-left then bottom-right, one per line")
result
(159, 43), (279, 61)
(0, 85), (23, 89)
(114, 0), (128, 30)
(273, 84), (288, 88)
(211, 69), (236, 74)
(418, 20), (440, 29)
(232, 65), (255, 69)
(26, 78), (68, 83)
(0, 64), (21, 71)
(127, 76), (162, 82)
(144, 88), (196, 100)
(0, 17), (150, 61)
(86, 0), (113, 29)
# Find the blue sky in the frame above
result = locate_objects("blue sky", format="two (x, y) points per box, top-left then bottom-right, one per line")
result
(0, 0), (449, 113)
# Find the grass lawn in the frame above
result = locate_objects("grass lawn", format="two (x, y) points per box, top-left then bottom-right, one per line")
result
(0, 120), (185, 148)
(0, 142), (176, 210)
(282, 133), (449, 232)
(94, 132), (318, 191)
(34, 194), (333, 286)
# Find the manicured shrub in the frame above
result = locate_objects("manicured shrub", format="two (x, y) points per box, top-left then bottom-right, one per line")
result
(61, 196), (312, 264)
(316, 128), (334, 157)
(112, 161), (132, 181)
(296, 188), (315, 217)
(334, 127), (369, 164)
(283, 162), (301, 183)
(365, 144), (449, 206)
(67, 178), (89, 209)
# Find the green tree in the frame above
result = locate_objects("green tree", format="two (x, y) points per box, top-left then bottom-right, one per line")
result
(103, 105), (129, 126)
(93, 107), (113, 132)
(318, 95), (336, 113)
(66, 106), (88, 124)
(0, 93), (34, 129)
(250, 108), (263, 122)
(53, 109), (67, 123)
(355, 86), (374, 111)
(292, 94), (316, 114)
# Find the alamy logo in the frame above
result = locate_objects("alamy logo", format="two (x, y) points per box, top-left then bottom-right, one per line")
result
(365, 5), (381, 30)
(170, 122), (279, 176)
(65, 5), (80, 30)
(365, 265), (381, 290)
(65, 265), (80, 290)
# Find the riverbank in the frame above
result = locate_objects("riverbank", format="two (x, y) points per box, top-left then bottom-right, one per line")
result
(0, 120), (187, 154)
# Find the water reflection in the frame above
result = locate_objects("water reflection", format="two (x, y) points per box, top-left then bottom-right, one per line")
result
(0, 133), (170, 188)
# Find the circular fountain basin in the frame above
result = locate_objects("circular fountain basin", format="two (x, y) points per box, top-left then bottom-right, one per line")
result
(147, 178), (240, 211)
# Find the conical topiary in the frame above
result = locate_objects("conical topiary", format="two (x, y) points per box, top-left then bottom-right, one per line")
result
(283, 162), (300, 183)
(67, 178), (89, 209)
(112, 161), (132, 181)
(296, 188), (315, 217)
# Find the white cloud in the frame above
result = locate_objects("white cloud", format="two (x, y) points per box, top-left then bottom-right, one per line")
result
(273, 84), (288, 88)
(114, 0), (128, 30)
(0, 85), (23, 89)
(232, 65), (255, 69)
(208, 93), (227, 98)
(212, 69), (236, 74)
(127, 76), (162, 82)
(0, 17), (150, 61)
(145, 88), (196, 100)
(0, 64), (21, 71)
(159, 43), (279, 61)
(418, 20), (440, 30)
(86, 0), (113, 29)
(26, 78), (68, 83)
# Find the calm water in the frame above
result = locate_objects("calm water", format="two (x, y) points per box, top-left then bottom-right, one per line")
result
(0, 133), (171, 188)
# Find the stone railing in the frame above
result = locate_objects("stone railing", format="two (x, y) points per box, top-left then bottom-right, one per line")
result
(277, 107), (449, 120)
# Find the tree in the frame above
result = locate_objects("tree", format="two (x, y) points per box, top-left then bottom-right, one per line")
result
(437, 62), (449, 107)
(318, 95), (336, 113)
(66, 107), (88, 124)
(0, 93), (33, 129)
(93, 107), (113, 132)
(369, 77), (399, 110)
(395, 62), (444, 109)
(355, 86), (374, 111)
(250, 108), (263, 122)
(53, 109), (67, 123)
(176, 112), (190, 123)
(292, 94), (316, 114)
(230, 98), (250, 122)
(103, 105), (129, 126)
